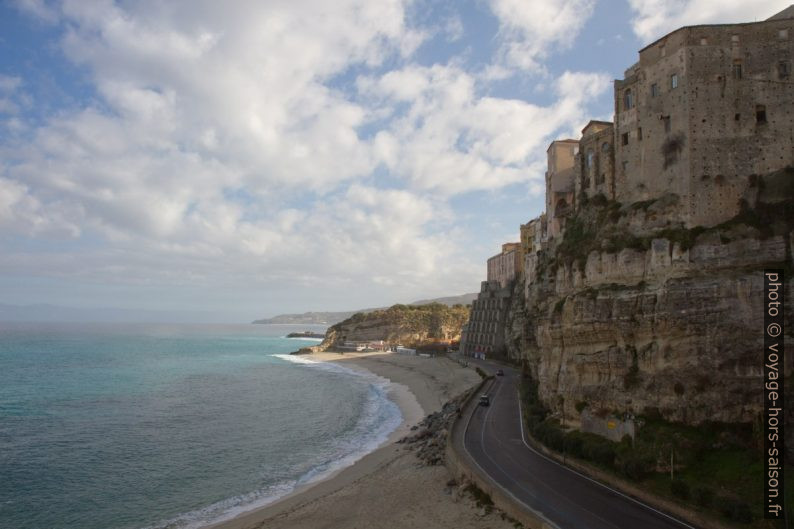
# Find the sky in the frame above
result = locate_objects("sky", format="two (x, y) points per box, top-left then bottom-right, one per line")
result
(0, 0), (789, 322)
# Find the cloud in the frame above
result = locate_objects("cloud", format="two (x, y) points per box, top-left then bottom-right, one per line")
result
(628, 0), (791, 43)
(2, 0), (613, 309)
(360, 65), (610, 194)
(488, 0), (596, 71)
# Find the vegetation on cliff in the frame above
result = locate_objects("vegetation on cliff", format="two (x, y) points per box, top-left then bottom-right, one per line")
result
(318, 302), (470, 350)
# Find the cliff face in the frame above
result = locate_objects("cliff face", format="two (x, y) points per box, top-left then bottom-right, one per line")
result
(507, 169), (793, 432)
(318, 303), (470, 350)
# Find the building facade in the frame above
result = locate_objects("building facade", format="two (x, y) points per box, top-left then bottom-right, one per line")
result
(545, 140), (578, 238)
(487, 242), (522, 288)
(459, 280), (512, 357)
(613, 10), (794, 227)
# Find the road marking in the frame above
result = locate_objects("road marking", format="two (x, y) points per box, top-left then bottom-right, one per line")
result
(516, 391), (697, 529)
(461, 378), (561, 529)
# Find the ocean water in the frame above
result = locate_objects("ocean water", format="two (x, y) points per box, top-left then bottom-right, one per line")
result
(0, 322), (401, 529)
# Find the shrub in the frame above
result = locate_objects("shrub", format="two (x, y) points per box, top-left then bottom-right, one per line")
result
(616, 450), (655, 481)
(464, 483), (493, 509)
(575, 401), (588, 413)
(670, 479), (690, 500)
(694, 486), (714, 508)
(718, 497), (753, 523)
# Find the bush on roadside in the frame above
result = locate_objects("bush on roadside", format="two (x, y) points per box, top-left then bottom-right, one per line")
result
(670, 479), (690, 500)
(718, 497), (753, 523)
(694, 486), (714, 508)
(615, 449), (655, 481)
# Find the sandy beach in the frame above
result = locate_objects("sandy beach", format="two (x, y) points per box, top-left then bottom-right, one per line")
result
(210, 351), (517, 529)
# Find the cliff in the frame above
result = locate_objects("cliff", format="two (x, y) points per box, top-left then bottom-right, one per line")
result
(316, 303), (470, 350)
(507, 168), (793, 440)
(253, 293), (477, 325)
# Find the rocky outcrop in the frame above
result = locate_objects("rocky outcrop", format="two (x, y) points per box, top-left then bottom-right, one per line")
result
(317, 303), (470, 350)
(507, 169), (793, 449)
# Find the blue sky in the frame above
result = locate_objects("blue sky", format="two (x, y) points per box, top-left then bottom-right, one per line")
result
(0, 0), (788, 322)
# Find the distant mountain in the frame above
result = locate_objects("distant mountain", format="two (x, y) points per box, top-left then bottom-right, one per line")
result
(252, 293), (477, 325)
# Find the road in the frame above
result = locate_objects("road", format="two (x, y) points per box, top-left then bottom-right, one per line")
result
(457, 363), (697, 529)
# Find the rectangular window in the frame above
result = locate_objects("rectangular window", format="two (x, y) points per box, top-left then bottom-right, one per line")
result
(622, 132), (629, 145)
(671, 74), (678, 89)
(700, 37), (708, 46)
(663, 115), (671, 133)
(756, 105), (767, 123)
(622, 161), (628, 173)
(780, 29), (789, 40)
(733, 61), (743, 79)
(731, 34), (740, 44)
(779, 61), (790, 79)
(637, 127), (643, 141)
(651, 83), (659, 97)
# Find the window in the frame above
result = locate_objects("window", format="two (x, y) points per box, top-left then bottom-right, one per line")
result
(660, 44), (666, 57)
(780, 29), (789, 40)
(624, 88), (634, 110)
(622, 161), (628, 173)
(650, 83), (659, 97)
(735, 113), (741, 121)
(733, 60), (743, 79)
(601, 141), (610, 153)
(662, 115), (671, 133)
(731, 34), (740, 44)
(779, 61), (790, 79)
(756, 104), (767, 124)
(700, 37), (708, 46)
(586, 150), (594, 168)
(622, 132), (629, 145)
(637, 127), (643, 141)
(671, 74), (678, 89)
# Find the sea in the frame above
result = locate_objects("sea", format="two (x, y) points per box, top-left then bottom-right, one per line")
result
(0, 322), (402, 529)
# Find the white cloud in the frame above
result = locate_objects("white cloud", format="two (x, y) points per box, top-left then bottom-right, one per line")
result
(2, 0), (614, 310)
(360, 65), (610, 194)
(488, 0), (596, 71)
(628, 0), (791, 43)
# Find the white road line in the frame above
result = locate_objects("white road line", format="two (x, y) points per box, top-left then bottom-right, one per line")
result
(461, 378), (561, 529)
(515, 391), (697, 529)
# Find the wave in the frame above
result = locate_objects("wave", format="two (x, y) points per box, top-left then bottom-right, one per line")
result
(144, 354), (402, 529)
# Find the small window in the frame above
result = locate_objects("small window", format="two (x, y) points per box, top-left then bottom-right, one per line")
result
(733, 60), (742, 79)
(601, 141), (610, 153)
(756, 104), (767, 123)
(637, 127), (643, 141)
(735, 113), (741, 121)
(731, 35), (740, 44)
(662, 115), (671, 133)
(622, 161), (628, 173)
(624, 88), (634, 110)
(622, 132), (629, 146)
(700, 37), (708, 46)
(779, 61), (790, 79)
(671, 74), (678, 89)
(780, 29), (789, 40)
(586, 150), (594, 168)
(650, 83), (659, 97)
(660, 44), (666, 57)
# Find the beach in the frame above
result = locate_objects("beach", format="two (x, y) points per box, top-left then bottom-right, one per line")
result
(211, 351), (516, 529)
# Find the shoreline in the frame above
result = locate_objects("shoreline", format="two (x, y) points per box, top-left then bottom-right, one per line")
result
(208, 351), (442, 529)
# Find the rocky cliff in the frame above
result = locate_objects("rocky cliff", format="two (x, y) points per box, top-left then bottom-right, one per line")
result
(507, 168), (793, 439)
(316, 303), (470, 350)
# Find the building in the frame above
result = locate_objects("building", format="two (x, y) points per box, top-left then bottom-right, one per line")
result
(545, 140), (578, 238)
(459, 280), (512, 357)
(574, 120), (616, 201)
(487, 242), (522, 288)
(613, 8), (794, 227)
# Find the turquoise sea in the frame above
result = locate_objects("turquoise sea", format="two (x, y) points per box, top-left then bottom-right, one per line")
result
(0, 322), (401, 529)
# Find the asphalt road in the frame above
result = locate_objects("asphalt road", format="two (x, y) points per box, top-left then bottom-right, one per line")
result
(459, 363), (697, 529)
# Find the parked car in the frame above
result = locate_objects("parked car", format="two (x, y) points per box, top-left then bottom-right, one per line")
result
(479, 395), (490, 406)
(496, 369), (504, 376)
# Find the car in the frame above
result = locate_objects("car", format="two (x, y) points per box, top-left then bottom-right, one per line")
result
(479, 395), (490, 406)
(496, 369), (504, 376)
